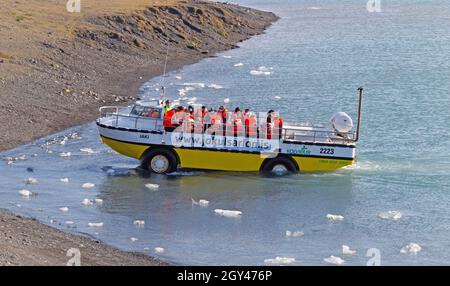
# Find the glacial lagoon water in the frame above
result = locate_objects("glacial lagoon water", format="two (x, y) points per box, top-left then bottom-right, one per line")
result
(1, 0), (450, 265)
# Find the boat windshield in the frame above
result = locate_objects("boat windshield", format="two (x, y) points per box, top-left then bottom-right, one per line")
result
(130, 105), (162, 119)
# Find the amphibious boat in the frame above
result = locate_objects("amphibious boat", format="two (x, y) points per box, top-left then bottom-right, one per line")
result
(96, 88), (364, 174)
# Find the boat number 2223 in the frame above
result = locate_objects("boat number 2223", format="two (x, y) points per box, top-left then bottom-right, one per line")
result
(320, 148), (335, 155)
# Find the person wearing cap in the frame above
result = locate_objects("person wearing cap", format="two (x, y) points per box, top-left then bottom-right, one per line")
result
(164, 99), (172, 115)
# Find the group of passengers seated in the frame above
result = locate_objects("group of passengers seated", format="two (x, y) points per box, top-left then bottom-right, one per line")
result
(162, 99), (283, 139)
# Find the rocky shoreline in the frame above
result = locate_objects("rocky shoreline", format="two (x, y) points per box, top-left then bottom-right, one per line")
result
(0, 0), (277, 265)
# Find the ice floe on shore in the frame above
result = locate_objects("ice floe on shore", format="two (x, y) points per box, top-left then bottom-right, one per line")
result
(88, 222), (104, 228)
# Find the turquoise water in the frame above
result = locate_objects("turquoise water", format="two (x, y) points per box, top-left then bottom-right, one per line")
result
(1, 0), (450, 265)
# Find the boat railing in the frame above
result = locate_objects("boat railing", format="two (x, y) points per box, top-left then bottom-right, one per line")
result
(98, 106), (164, 132)
(282, 126), (356, 145)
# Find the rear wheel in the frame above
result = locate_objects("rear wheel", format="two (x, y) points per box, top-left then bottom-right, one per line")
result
(141, 148), (178, 174)
(261, 157), (297, 175)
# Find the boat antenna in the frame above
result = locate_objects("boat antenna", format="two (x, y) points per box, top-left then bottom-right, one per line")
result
(160, 42), (169, 104)
(355, 87), (364, 142)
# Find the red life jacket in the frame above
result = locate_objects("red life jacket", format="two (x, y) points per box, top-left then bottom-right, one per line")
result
(163, 109), (175, 127)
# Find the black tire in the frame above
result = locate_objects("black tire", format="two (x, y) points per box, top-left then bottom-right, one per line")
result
(140, 148), (178, 174)
(261, 157), (298, 175)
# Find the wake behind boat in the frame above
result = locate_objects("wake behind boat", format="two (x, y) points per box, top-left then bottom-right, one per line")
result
(96, 88), (364, 174)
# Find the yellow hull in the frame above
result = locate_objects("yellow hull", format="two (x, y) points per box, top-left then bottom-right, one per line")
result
(101, 136), (354, 172)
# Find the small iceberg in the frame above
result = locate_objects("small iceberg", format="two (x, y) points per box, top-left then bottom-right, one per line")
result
(274, 96), (281, 100)
(82, 182), (95, 189)
(264, 257), (295, 265)
(250, 66), (273, 76)
(342, 245), (356, 255)
(65, 221), (75, 225)
(400, 243), (422, 255)
(326, 214), (344, 221)
(133, 220), (145, 227)
(88, 222), (104, 228)
(223, 98), (230, 104)
(145, 183), (159, 191)
(286, 230), (304, 238)
(24, 177), (38, 184)
(59, 207), (69, 213)
(234, 62), (244, 67)
(80, 148), (95, 154)
(130, 237), (139, 242)
(175, 75), (182, 80)
(378, 211), (402, 221)
(81, 199), (93, 206)
(214, 209), (242, 218)
(18, 189), (33, 197)
(324, 255), (345, 265)
(222, 55), (232, 59)
(183, 82), (206, 89)
(192, 198), (210, 207)
(60, 178), (70, 183)
(59, 152), (71, 157)
(154, 247), (165, 254)
(207, 84), (224, 89)
(94, 198), (103, 205)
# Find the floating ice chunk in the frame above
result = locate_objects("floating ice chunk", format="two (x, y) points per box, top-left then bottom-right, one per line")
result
(154, 247), (165, 254)
(7, 160), (13, 165)
(16, 204), (22, 208)
(65, 221), (75, 225)
(223, 55), (232, 59)
(59, 152), (71, 157)
(250, 66), (273, 76)
(223, 98), (230, 104)
(18, 189), (33, 197)
(60, 178), (69, 183)
(82, 182), (95, 189)
(183, 82), (205, 89)
(378, 211), (402, 221)
(286, 230), (304, 238)
(326, 214), (344, 221)
(145, 183), (159, 191)
(25, 177), (38, 184)
(264, 257), (295, 265)
(234, 62), (244, 67)
(88, 222), (104, 228)
(214, 209), (242, 218)
(59, 207), (69, 213)
(400, 243), (422, 255)
(342, 245), (356, 255)
(307, 6), (322, 10)
(80, 148), (95, 154)
(143, 247), (150, 251)
(274, 96), (281, 100)
(81, 199), (93, 206)
(130, 237), (139, 242)
(207, 84), (224, 89)
(324, 256), (345, 265)
(94, 198), (103, 205)
(133, 220), (145, 227)
(192, 198), (210, 207)
(175, 75), (182, 80)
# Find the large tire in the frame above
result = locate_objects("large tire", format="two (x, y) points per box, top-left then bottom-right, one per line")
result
(261, 157), (298, 175)
(141, 148), (178, 174)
